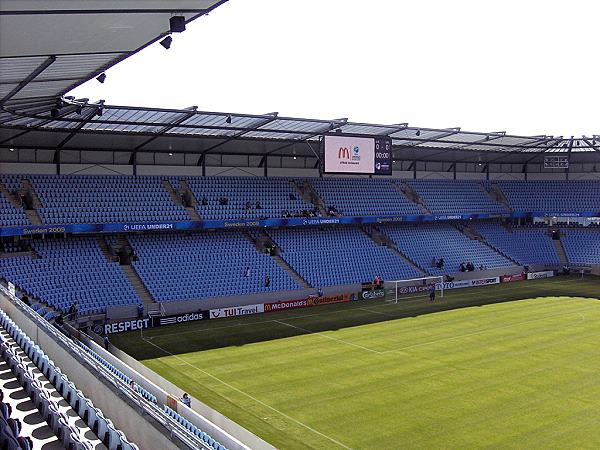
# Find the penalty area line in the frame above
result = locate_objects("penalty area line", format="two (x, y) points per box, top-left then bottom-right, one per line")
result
(140, 336), (354, 450)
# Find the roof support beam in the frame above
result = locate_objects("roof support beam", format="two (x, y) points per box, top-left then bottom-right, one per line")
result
(0, 56), (56, 107)
(133, 106), (198, 151)
(55, 105), (102, 149)
(200, 113), (280, 155)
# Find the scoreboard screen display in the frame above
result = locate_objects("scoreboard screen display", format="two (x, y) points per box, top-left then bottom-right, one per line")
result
(322, 134), (392, 175)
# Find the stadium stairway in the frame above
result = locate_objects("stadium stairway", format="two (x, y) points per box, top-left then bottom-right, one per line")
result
(553, 234), (570, 266)
(20, 179), (43, 226)
(0, 181), (23, 210)
(454, 223), (521, 266)
(363, 226), (429, 276)
(393, 182), (431, 214)
(178, 179), (202, 221)
(104, 237), (156, 306)
(245, 230), (313, 289)
(483, 183), (512, 212)
(290, 180), (329, 217)
(161, 179), (183, 208)
(97, 237), (116, 262)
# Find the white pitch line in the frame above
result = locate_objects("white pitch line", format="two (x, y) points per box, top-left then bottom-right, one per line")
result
(273, 319), (381, 354)
(141, 337), (354, 450)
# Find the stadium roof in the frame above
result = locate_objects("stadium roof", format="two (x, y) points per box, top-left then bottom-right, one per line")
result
(0, 0), (226, 107)
(1, 101), (599, 165)
(0, 1), (598, 165)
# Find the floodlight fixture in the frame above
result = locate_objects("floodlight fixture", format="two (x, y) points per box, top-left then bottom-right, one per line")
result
(96, 73), (106, 83)
(160, 36), (173, 50)
(170, 16), (186, 33)
(225, 115), (232, 124)
(416, 130), (421, 136)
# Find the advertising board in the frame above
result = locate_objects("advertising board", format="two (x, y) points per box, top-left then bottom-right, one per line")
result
(526, 271), (555, 280)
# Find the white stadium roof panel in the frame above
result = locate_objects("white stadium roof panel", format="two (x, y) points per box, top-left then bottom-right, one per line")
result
(0, 0), (226, 105)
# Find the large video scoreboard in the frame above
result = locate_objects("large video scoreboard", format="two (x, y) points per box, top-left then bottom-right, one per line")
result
(321, 134), (393, 175)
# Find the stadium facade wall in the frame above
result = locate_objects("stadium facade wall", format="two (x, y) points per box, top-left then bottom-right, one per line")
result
(0, 291), (181, 450)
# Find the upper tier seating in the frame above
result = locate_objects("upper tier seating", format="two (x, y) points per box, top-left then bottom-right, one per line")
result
(381, 223), (514, 275)
(128, 232), (301, 301)
(1, 176), (599, 228)
(183, 176), (313, 220)
(561, 229), (600, 265)
(473, 222), (560, 265)
(30, 175), (189, 224)
(0, 237), (141, 314)
(0, 196), (29, 227)
(0, 175), (29, 227)
(268, 227), (422, 286)
(309, 178), (422, 216)
(496, 180), (600, 213)
(407, 180), (506, 214)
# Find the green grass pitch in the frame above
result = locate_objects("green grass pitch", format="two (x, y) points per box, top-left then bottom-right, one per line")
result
(112, 275), (600, 449)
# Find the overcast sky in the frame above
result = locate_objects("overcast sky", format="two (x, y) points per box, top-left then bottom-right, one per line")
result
(69, 0), (599, 137)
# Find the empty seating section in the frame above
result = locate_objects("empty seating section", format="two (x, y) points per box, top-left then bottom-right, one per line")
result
(0, 237), (140, 314)
(29, 175), (189, 224)
(0, 175), (22, 193)
(0, 196), (29, 227)
(497, 180), (600, 213)
(163, 405), (227, 450)
(382, 223), (514, 275)
(1, 309), (138, 450)
(184, 177), (313, 220)
(473, 222), (560, 265)
(407, 180), (505, 214)
(310, 178), (422, 216)
(269, 227), (422, 286)
(0, 175), (28, 227)
(561, 229), (600, 265)
(127, 232), (300, 301)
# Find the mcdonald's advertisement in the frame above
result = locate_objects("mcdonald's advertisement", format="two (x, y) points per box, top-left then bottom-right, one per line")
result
(323, 134), (377, 174)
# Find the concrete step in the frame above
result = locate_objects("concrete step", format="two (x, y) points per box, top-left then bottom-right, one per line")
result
(121, 265), (156, 305)
(24, 209), (43, 225)
(162, 179), (183, 206)
(186, 205), (201, 221)
(97, 237), (115, 261)
(485, 183), (512, 213)
(553, 238), (569, 266)
(289, 180), (329, 217)
(393, 182), (430, 214)
(455, 224), (521, 266)
(364, 227), (429, 276)
(0, 181), (23, 209)
(21, 178), (42, 208)
(272, 255), (313, 289)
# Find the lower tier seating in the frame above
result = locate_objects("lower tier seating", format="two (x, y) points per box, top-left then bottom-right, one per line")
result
(268, 227), (422, 286)
(381, 223), (514, 275)
(561, 229), (600, 265)
(128, 232), (301, 301)
(0, 237), (141, 314)
(473, 222), (560, 265)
